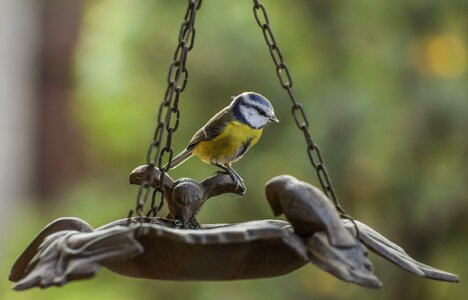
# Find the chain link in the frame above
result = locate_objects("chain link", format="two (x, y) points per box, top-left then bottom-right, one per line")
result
(252, 0), (348, 216)
(128, 0), (202, 223)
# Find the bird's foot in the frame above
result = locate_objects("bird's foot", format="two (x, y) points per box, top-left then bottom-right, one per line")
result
(213, 170), (246, 196)
(238, 188), (247, 197)
(213, 163), (247, 197)
(230, 173), (247, 197)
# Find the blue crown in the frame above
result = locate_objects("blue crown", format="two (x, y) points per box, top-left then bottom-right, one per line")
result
(245, 92), (270, 108)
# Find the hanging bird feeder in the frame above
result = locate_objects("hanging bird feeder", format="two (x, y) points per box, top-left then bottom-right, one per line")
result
(9, 0), (459, 291)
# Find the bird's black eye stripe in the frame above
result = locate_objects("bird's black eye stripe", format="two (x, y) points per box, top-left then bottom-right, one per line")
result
(256, 107), (269, 116)
(242, 103), (268, 116)
(252, 106), (267, 116)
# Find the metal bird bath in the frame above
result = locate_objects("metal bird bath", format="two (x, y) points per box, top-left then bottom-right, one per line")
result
(9, 0), (459, 292)
(9, 171), (459, 290)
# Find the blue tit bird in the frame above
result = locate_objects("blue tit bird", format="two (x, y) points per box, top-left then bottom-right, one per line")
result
(166, 92), (279, 195)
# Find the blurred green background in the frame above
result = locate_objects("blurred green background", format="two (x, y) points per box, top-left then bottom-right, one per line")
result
(1, 0), (467, 299)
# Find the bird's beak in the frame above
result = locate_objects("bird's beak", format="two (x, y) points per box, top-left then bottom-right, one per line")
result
(269, 115), (279, 123)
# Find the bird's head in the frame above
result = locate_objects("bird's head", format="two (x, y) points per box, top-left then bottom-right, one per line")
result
(231, 92), (279, 129)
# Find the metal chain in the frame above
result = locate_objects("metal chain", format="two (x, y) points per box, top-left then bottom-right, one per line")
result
(252, 0), (348, 217)
(128, 0), (202, 223)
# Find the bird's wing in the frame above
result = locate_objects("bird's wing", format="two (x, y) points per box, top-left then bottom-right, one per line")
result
(186, 107), (232, 150)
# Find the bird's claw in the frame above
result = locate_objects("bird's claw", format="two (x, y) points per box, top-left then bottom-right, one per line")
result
(232, 174), (247, 197)
(213, 165), (247, 197)
(239, 188), (246, 197)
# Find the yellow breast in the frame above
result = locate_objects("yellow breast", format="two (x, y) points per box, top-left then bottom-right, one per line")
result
(192, 121), (263, 165)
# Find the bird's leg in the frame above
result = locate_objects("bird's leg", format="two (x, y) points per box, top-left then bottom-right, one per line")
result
(213, 163), (231, 177)
(213, 163), (246, 196)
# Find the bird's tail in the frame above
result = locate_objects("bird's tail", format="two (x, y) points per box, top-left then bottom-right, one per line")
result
(164, 149), (193, 170)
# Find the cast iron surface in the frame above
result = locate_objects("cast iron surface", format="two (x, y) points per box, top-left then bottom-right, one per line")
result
(9, 174), (458, 291)
(129, 165), (244, 228)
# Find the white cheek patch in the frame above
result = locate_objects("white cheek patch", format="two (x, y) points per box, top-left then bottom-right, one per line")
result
(239, 105), (267, 128)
